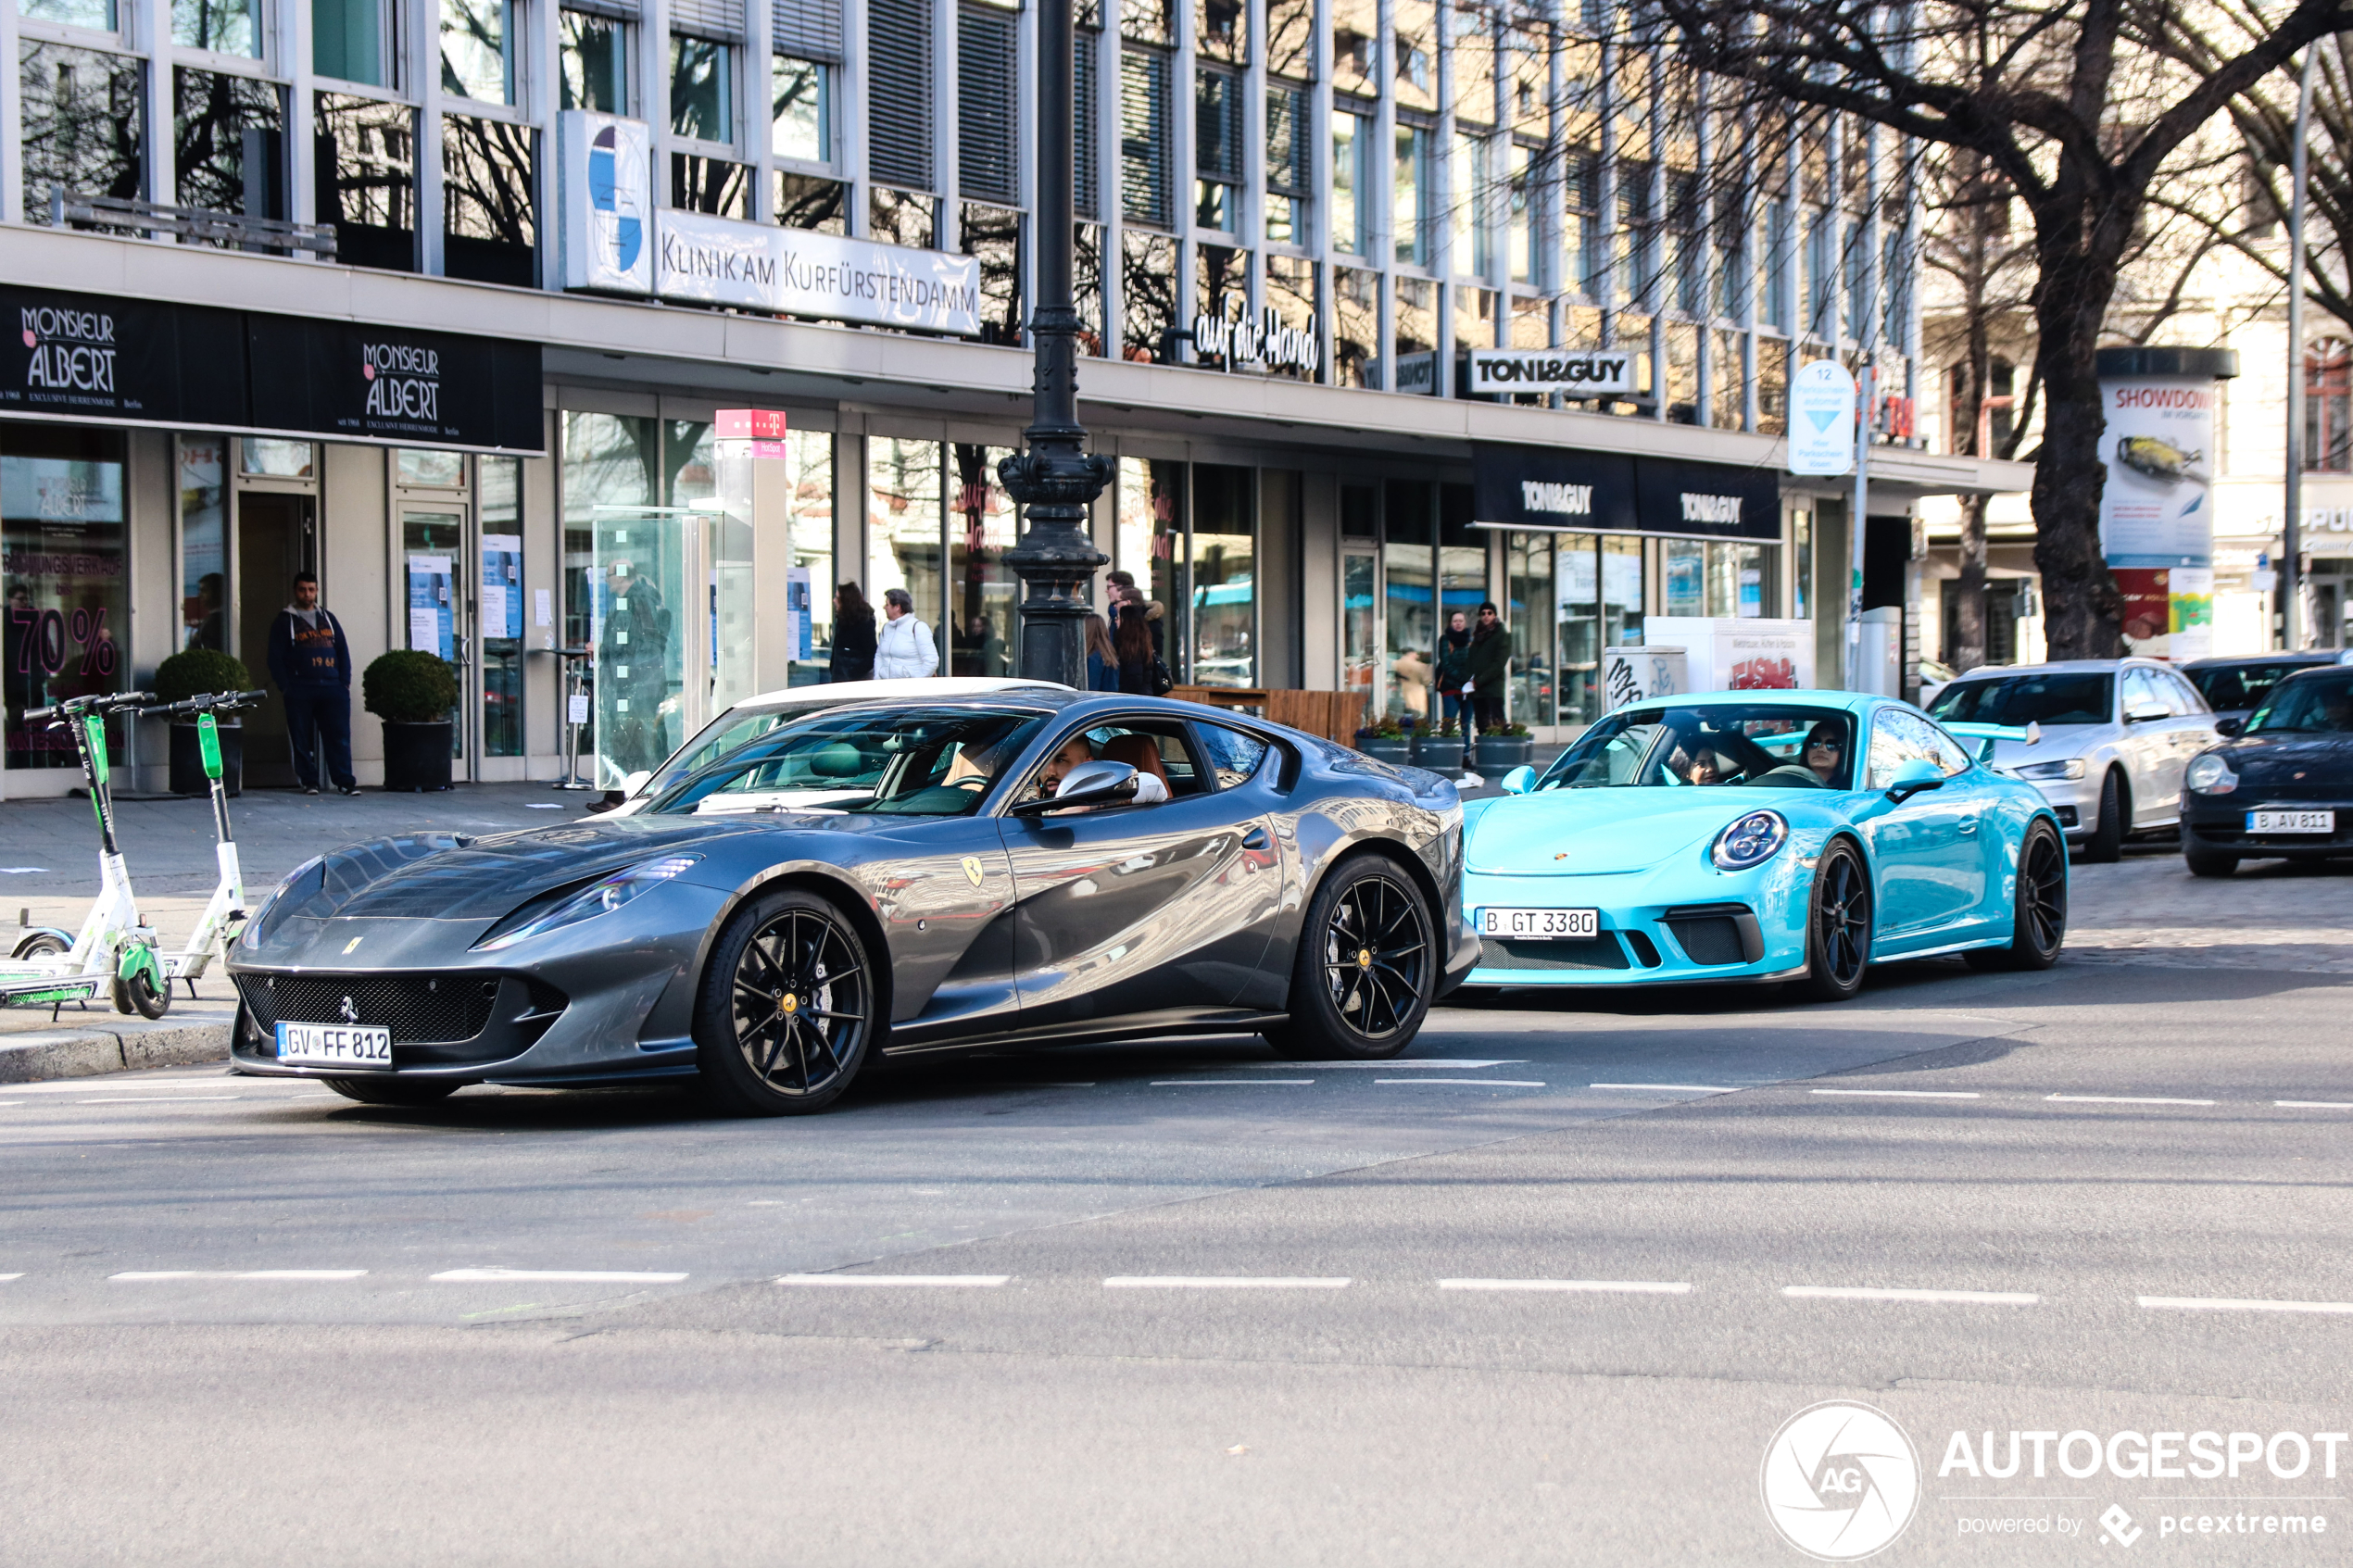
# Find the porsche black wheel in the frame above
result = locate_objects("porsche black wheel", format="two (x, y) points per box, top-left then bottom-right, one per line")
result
(695, 889), (875, 1115)
(1798, 840), (1872, 1002)
(323, 1077), (462, 1106)
(1966, 821), (2068, 972)
(1265, 855), (1435, 1061)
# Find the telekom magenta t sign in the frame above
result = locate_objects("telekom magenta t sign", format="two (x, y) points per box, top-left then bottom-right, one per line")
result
(716, 408), (788, 460)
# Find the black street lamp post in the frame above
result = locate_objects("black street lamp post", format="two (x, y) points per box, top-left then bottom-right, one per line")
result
(997, 0), (1113, 687)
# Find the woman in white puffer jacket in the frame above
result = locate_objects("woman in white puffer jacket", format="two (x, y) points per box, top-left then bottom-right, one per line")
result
(872, 587), (939, 679)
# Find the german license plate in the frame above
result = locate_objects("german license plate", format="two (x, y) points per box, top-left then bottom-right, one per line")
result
(275, 1021), (392, 1067)
(2249, 809), (2334, 834)
(1478, 907), (1599, 940)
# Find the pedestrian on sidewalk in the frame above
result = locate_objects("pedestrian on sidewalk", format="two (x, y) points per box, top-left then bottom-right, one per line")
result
(264, 571), (359, 797)
(1466, 600), (1511, 754)
(1437, 610), (1475, 771)
(830, 582), (877, 683)
(873, 588), (939, 679)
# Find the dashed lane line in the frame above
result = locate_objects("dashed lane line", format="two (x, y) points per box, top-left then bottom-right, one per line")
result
(109, 1270), (368, 1282)
(1783, 1285), (2040, 1306)
(430, 1268), (689, 1284)
(2278, 1100), (2353, 1110)
(1103, 1276), (1351, 1289)
(776, 1274), (1010, 1287)
(1376, 1079), (1547, 1087)
(1439, 1278), (1691, 1295)
(2045, 1094), (2218, 1107)
(1261, 1060), (1526, 1070)
(1587, 1084), (1741, 1094)
(2136, 1296), (2353, 1316)
(1811, 1088), (1982, 1099)
(78, 1097), (241, 1105)
(1150, 1080), (1314, 1086)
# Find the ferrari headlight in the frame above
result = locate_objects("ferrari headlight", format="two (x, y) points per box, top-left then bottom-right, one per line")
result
(2184, 754), (2239, 796)
(473, 856), (701, 951)
(2016, 759), (2087, 782)
(245, 855), (326, 947)
(1710, 810), (1789, 872)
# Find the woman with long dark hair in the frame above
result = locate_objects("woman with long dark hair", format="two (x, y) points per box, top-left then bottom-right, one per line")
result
(830, 582), (876, 683)
(1114, 598), (1157, 695)
(1083, 613), (1121, 691)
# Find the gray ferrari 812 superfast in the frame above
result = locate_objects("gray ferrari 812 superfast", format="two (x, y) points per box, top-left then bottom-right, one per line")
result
(228, 691), (1473, 1112)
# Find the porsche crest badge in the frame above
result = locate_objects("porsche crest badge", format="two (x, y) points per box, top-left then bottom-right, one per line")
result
(961, 856), (986, 888)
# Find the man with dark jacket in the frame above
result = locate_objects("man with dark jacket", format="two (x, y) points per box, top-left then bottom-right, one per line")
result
(265, 571), (358, 796)
(1466, 601), (1512, 740)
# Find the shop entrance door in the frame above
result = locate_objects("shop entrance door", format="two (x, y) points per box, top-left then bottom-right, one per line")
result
(401, 510), (469, 767)
(234, 491), (317, 788)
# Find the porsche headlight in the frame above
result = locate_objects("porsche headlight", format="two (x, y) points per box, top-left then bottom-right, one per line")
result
(2016, 758), (2087, 782)
(2184, 754), (2239, 795)
(1711, 810), (1789, 872)
(473, 856), (701, 951)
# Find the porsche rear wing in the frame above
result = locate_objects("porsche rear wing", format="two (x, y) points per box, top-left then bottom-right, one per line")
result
(1941, 720), (2043, 767)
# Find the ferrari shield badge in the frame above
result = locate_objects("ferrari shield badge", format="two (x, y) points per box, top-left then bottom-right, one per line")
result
(961, 856), (986, 888)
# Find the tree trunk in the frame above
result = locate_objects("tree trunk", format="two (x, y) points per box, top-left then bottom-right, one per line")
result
(1954, 493), (1989, 671)
(2027, 224), (2128, 660)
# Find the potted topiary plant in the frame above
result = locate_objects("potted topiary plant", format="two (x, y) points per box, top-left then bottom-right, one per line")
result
(1413, 716), (1464, 770)
(362, 649), (459, 791)
(1475, 720), (1536, 772)
(152, 647), (256, 797)
(1353, 715), (1412, 766)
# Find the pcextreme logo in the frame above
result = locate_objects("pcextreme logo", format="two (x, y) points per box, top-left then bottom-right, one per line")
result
(1761, 1400), (1922, 1561)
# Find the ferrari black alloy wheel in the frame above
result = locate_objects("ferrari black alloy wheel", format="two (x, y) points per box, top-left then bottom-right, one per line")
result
(1266, 853), (1435, 1061)
(324, 1077), (464, 1106)
(696, 888), (875, 1115)
(1968, 820), (2068, 972)
(1800, 840), (1871, 1002)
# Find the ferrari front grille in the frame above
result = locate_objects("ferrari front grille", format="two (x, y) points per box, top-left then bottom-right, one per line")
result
(236, 973), (501, 1045)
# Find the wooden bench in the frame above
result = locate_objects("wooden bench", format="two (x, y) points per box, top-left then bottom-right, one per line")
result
(1168, 686), (1367, 745)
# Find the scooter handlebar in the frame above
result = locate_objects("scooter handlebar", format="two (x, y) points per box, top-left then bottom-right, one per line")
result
(24, 691), (153, 725)
(138, 688), (269, 720)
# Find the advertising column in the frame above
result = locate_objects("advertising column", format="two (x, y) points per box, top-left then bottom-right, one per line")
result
(2095, 347), (2240, 660)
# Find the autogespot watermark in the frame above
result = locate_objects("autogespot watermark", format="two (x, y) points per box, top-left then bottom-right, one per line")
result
(1762, 1408), (2347, 1555)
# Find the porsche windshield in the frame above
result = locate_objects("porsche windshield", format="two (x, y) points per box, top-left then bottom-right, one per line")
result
(2246, 671), (2353, 734)
(1533, 705), (1858, 790)
(646, 707), (1051, 817)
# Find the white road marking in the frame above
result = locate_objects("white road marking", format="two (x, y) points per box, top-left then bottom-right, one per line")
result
(1783, 1285), (2039, 1305)
(2277, 1100), (2353, 1110)
(10, 1080), (242, 1094)
(431, 1268), (688, 1284)
(775, 1274), (1010, 1287)
(0, 1273), (21, 1282)
(1587, 1084), (1739, 1094)
(1376, 1079), (1547, 1087)
(110, 1270), (368, 1282)
(1811, 1088), (1982, 1099)
(1150, 1079), (1314, 1086)
(1439, 1278), (1691, 1295)
(2045, 1094), (2216, 1107)
(1103, 1276), (1351, 1289)
(522, 803), (562, 809)
(2137, 1295), (2353, 1316)
(1268, 1060), (1526, 1070)
(80, 1097), (239, 1105)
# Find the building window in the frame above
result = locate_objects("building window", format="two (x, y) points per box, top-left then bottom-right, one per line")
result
(673, 152), (751, 217)
(1194, 0), (1241, 60)
(1506, 142), (1533, 286)
(1331, 109), (1366, 256)
(772, 53), (829, 163)
(1121, 229), (1178, 360)
(1332, 263), (1377, 387)
(314, 0), (394, 85)
(1190, 464), (1256, 687)
(178, 437), (228, 653)
(1265, 0), (1311, 80)
(1393, 122), (1428, 268)
(560, 10), (630, 113)
(1451, 131), (1489, 276)
(1194, 242), (1245, 358)
(1569, 150), (1601, 299)
(1761, 194), (1790, 331)
(444, 111), (535, 284)
(21, 43), (145, 210)
(1668, 169), (1703, 316)
(1121, 47), (1172, 228)
(774, 170), (848, 232)
(949, 443), (1019, 677)
(2308, 339), (2353, 472)
(870, 185), (933, 246)
(441, 0), (512, 102)
(867, 437), (943, 638)
(313, 93), (415, 269)
(174, 0), (261, 56)
(962, 202), (1023, 345)
(1265, 253), (1317, 380)
(670, 34), (734, 144)
(22, 0), (117, 31)
(958, 6), (1018, 206)
(1265, 84), (1308, 246)
(174, 68), (285, 221)
(1616, 158), (1654, 307)
(865, 0), (934, 191)
(1329, 0), (1374, 94)
(3, 425), (128, 770)
(1193, 65), (1240, 232)
(1076, 29), (1101, 218)
(1804, 204), (1834, 337)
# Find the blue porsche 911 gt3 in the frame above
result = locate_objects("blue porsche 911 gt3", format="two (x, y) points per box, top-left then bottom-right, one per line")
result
(1459, 691), (2069, 999)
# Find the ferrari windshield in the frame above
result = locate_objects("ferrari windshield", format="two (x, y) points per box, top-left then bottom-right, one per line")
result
(1533, 704), (1858, 790)
(2246, 671), (2353, 734)
(1929, 672), (2113, 726)
(640, 702), (812, 797)
(645, 706), (1051, 817)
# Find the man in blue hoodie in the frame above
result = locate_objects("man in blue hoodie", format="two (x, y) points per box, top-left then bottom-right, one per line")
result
(265, 571), (359, 796)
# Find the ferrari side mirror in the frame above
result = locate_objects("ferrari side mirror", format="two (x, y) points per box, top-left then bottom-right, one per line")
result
(1009, 759), (1141, 817)
(1501, 765), (1536, 795)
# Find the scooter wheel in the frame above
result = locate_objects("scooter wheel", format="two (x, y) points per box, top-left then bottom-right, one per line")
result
(112, 968), (170, 1021)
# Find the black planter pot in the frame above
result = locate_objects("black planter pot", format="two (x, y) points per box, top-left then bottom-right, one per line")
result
(1354, 734), (1413, 766)
(382, 720), (454, 792)
(1476, 734), (1535, 771)
(167, 721), (242, 797)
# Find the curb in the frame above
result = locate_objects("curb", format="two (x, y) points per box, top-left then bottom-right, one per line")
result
(0, 1014), (234, 1083)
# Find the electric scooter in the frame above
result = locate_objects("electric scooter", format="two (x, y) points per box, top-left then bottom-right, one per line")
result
(141, 689), (266, 995)
(0, 692), (170, 1019)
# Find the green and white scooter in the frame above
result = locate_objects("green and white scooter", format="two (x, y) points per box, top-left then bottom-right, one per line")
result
(1, 691), (170, 1019)
(142, 689), (266, 997)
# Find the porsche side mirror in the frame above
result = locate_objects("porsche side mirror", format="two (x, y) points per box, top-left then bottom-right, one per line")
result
(1009, 759), (1140, 817)
(1882, 757), (1945, 804)
(1501, 764), (1536, 795)
(2214, 716), (2244, 738)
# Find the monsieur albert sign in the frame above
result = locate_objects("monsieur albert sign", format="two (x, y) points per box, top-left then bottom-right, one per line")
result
(0, 284), (543, 454)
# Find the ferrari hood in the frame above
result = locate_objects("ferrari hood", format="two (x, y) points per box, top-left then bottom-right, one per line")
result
(288, 818), (775, 921)
(1465, 789), (1776, 876)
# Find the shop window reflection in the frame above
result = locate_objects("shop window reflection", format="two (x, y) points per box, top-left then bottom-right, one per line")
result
(774, 171), (848, 233)
(868, 437), (943, 640)
(1121, 230), (1179, 361)
(961, 204), (1024, 345)
(950, 444), (1018, 677)
(315, 93), (417, 270)
(1191, 464), (1254, 686)
(4, 425), (129, 770)
(479, 458), (524, 758)
(174, 69), (283, 225)
(22, 44), (145, 217)
(673, 152), (751, 219)
(179, 439), (229, 653)
(444, 111), (536, 285)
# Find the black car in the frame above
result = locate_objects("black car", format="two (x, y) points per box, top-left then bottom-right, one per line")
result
(2181, 652), (2348, 729)
(2179, 665), (2353, 876)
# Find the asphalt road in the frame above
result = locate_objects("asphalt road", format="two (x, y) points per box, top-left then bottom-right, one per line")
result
(0, 791), (2347, 1564)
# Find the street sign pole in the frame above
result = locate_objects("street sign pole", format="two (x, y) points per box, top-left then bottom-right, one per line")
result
(1845, 365), (1874, 692)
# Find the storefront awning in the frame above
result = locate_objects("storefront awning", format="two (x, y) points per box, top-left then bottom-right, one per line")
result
(1470, 442), (1782, 543)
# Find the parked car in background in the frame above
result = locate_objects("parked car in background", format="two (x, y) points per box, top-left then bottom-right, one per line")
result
(2180, 664), (2353, 877)
(1925, 659), (2218, 861)
(2180, 651), (2352, 730)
